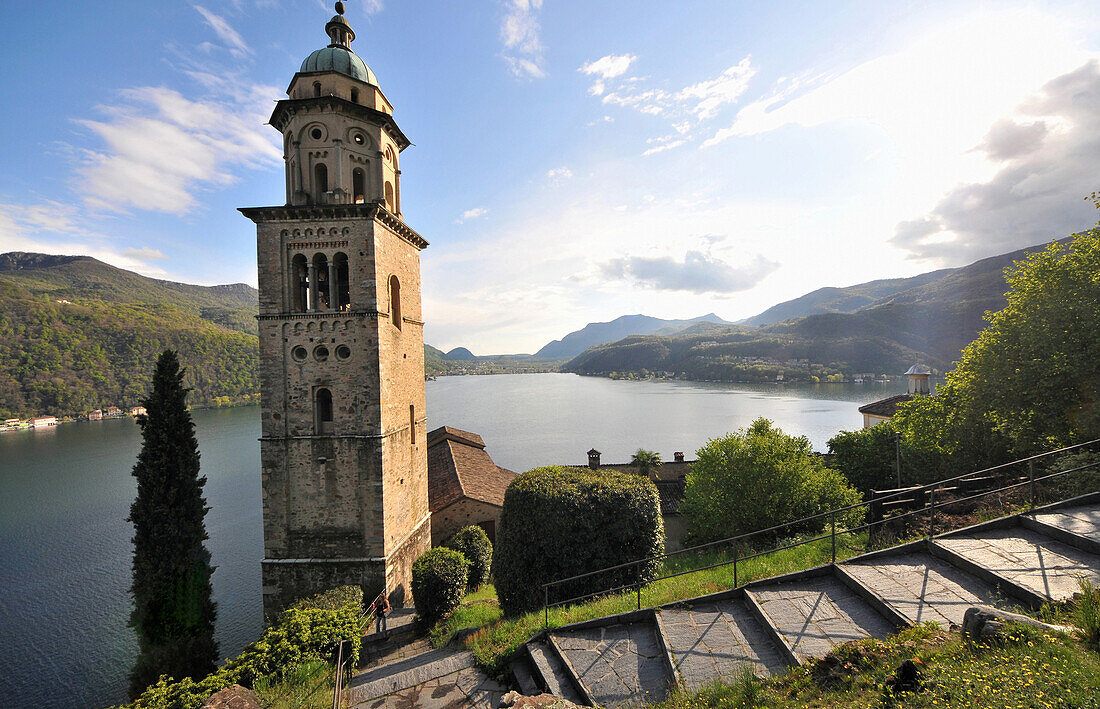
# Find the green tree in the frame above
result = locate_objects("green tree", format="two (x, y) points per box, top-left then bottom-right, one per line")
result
(630, 448), (663, 477)
(127, 350), (218, 696)
(895, 202), (1100, 460)
(828, 422), (902, 494)
(444, 525), (493, 591)
(681, 418), (862, 544)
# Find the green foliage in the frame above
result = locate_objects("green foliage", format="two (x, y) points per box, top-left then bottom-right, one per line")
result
(827, 423), (901, 494)
(1075, 577), (1100, 649)
(493, 466), (665, 617)
(894, 224), (1100, 466)
(128, 351), (217, 697)
(444, 526), (493, 591)
(119, 586), (363, 709)
(681, 419), (863, 545)
(631, 448), (663, 477)
(0, 255), (259, 419)
(412, 547), (469, 626)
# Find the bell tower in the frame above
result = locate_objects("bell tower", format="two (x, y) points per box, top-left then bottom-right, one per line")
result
(240, 2), (430, 614)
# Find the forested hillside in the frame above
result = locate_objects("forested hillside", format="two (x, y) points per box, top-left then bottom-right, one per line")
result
(0, 253), (259, 419)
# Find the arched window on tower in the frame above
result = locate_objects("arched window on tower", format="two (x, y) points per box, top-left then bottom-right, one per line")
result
(312, 253), (330, 310)
(350, 88), (359, 103)
(389, 275), (401, 328)
(384, 181), (395, 211)
(352, 168), (366, 204)
(313, 81), (322, 98)
(291, 254), (308, 312)
(314, 163), (329, 203)
(314, 388), (333, 434)
(333, 253), (350, 310)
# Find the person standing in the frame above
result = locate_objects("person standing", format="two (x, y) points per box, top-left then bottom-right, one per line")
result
(375, 589), (390, 635)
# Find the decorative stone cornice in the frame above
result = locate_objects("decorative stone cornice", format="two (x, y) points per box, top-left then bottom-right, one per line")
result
(238, 203), (428, 250)
(256, 310), (380, 321)
(268, 96), (411, 150)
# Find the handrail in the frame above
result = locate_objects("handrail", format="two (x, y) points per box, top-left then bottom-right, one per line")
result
(540, 438), (1099, 619)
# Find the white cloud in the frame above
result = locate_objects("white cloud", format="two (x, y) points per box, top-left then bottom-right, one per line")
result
(123, 247), (168, 261)
(642, 135), (686, 156)
(579, 54), (637, 95)
(74, 80), (281, 215)
(500, 0), (545, 79)
(676, 56), (755, 121)
(547, 167), (573, 181)
(456, 207), (489, 223)
(193, 6), (251, 57)
(600, 251), (778, 294)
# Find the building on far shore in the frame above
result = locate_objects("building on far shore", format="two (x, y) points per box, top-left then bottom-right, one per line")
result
(105, 406), (122, 417)
(427, 426), (515, 545)
(130, 406), (147, 416)
(88, 409), (103, 421)
(858, 364), (933, 428)
(31, 416), (57, 427)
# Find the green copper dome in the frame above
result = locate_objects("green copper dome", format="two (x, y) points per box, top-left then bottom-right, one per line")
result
(300, 46), (379, 86)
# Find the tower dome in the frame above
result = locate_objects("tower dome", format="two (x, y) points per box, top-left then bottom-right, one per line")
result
(299, 3), (379, 87)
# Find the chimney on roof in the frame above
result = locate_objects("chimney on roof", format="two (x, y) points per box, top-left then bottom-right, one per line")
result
(674, 451), (684, 463)
(587, 448), (601, 470)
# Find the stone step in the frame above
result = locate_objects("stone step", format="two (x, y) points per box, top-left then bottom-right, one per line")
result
(509, 653), (542, 697)
(657, 594), (790, 692)
(746, 572), (897, 663)
(526, 637), (589, 706)
(935, 525), (1100, 602)
(346, 647), (475, 703)
(1030, 503), (1100, 544)
(841, 548), (1013, 628)
(552, 619), (675, 708)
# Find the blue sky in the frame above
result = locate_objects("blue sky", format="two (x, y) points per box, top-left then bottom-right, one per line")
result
(2, 1), (1099, 353)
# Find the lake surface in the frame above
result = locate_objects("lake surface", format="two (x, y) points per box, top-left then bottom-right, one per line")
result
(0, 374), (903, 708)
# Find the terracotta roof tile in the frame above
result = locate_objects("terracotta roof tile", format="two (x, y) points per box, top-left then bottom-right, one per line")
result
(858, 393), (912, 417)
(427, 426), (515, 512)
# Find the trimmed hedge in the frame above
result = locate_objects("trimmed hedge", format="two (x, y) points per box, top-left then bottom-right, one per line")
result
(118, 586), (364, 709)
(493, 466), (664, 617)
(444, 525), (493, 590)
(412, 547), (468, 626)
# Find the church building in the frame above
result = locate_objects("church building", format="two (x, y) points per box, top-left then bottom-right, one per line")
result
(240, 2), (430, 614)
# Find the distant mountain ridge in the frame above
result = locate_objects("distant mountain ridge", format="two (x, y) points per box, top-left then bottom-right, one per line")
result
(533, 313), (732, 360)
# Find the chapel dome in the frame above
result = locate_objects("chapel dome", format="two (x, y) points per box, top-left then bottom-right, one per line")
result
(300, 45), (379, 86)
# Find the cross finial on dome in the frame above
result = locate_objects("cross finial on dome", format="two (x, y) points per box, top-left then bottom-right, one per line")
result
(335, 1), (345, 15)
(326, 2), (355, 47)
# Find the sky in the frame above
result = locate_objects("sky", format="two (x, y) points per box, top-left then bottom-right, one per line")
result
(2, 1), (1099, 354)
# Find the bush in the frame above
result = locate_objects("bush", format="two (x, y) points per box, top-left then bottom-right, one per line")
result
(827, 422), (900, 495)
(412, 547), (468, 626)
(681, 418), (863, 545)
(444, 526), (493, 591)
(493, 466), (665, 617)
(1075, 577), (1100, 649)
(119, 586), (363, 709)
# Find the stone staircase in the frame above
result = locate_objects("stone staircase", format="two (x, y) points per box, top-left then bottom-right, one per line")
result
(514, 494), (1100, 707)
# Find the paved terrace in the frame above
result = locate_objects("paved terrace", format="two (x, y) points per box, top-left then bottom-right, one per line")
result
(347, 493), (1099, 708)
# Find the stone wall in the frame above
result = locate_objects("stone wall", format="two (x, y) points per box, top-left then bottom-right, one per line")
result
(431, 498), (503, 546)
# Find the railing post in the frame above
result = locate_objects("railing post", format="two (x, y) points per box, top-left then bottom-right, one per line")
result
(1029, 459), (1036, 509)
(544, 585), (549, 628)
(830, 511), (837, 564)
(636, 581), (641, 610)
(927, 487), (935, 539)
(733, 545), (739, 589)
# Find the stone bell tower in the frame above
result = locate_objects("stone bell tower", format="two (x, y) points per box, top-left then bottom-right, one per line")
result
(240, 2), (430, 615)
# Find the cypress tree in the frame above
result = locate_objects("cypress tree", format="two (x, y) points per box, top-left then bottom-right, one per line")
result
(127, 350), (218, 697)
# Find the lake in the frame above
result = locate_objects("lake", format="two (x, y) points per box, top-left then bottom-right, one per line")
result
(0, 373), (904, 708)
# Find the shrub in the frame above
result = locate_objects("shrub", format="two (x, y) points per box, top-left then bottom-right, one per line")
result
(444, 526), (493, 591)
(827, 422), (901, 495)
(681, 418), (863, 545)
(493, 466), (664, 617)
(1075, 577), (1100, 649)
(119, 586), (363, 709)
(412, 547), (468, 626)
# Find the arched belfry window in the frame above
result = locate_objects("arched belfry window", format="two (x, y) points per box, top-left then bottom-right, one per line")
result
(350, 88), (359, 103)
(389, 275), (401, 328)
(352, 168), (366, 204)
(313, 81), (322, 98)
(384, 182), (395, 211)
(312, 253), (330, 310)
(333, 252), (350, 310)
(291, 254), (308, 312)
(315, 388), (333, 434)
(314, 163), (329, 203)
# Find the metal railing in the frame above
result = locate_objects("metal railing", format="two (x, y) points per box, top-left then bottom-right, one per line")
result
(541, 438), (1100, 626)
(330, 599), (377, 708)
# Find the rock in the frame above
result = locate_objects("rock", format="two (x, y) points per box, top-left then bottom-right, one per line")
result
(499, 690), (585, 709)
(201, 684), (262, 709)
(885, 658), (923, 693)
(962, 605), (1072, 642)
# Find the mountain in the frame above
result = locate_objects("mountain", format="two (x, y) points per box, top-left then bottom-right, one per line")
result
(564, 238), (1070, 381)
(445, 347), (477, 360)
(0, 252), (259, 419)
(533, 313), (732, 360)
(739, 270), (953, 327)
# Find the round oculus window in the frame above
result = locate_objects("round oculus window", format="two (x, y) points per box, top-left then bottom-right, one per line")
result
(291, 346), (308, 362)
(353, 134), (365, 145)
(310, 128), (323, 140)
(335, 345), (351, 360)
(313, 345), (329, 362)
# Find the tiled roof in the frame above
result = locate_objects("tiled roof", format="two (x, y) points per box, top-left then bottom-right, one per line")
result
(858, 393), (912, 417)
(655, 480), (686, 515)
(427, 426), (515, 512)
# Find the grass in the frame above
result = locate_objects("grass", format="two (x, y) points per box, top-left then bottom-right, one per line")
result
(252, 659), (336, 709)
(656, 622), (1100, 708)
